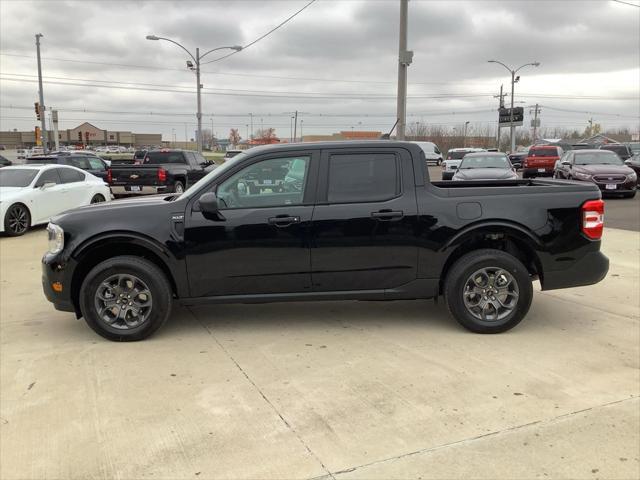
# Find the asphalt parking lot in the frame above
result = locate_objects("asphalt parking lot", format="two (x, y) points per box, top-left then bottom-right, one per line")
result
(1, 201), (638, 479)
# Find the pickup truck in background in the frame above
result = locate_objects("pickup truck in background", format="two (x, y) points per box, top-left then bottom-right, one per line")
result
(108, 149), (215, 196)
(522, 145), (563, 178)
(43, 141), (609, 341)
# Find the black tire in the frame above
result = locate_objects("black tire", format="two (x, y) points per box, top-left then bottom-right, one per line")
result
(90, 194), (106, 204)
(79, 256), (173, 341)
(173, 181), (185, 194)
(444, 249), (533, 334)
(3, 203), (31, 236)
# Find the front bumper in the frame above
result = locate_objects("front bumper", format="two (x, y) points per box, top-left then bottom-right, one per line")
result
(110, 185), (168, 195)
(42, 254), (76, 313)
(593, 179), (637, 194)
(542, 250), (609, 291)
(523, 167), (554, 177)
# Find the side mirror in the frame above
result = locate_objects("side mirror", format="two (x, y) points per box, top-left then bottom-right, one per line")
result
(199, 192), (225, 221)
(38, 182), (56, 190)
(624, 159), (632, 165)
(562, 161), (571, 166)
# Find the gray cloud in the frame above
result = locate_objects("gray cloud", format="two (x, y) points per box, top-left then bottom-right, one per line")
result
(1, 0), (638, 140)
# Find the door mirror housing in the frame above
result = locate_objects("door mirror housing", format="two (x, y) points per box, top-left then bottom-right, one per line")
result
(624, 159), (632, 165)
(38, 182), (56, 190)
(199, 192), (225, 221)
(562, 161), (571, 166)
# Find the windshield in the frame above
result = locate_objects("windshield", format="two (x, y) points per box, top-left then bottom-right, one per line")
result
(459, 155), (510, 169)
(179, 152), (248, 199)
(529, 148), (558, 157)
(601, 145), (627, 155)
(448, 150), (469, 159)
(0, 169), (38, 187)
(575, 152), (624, 165)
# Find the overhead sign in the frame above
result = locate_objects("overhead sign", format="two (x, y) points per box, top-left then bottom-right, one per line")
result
(499, 107), (524, 127)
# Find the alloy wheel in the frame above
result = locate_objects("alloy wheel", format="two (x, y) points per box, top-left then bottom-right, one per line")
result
(462, 267), (519, 322)
(7, 205), (29, 235)
(94, 274), (153, 329)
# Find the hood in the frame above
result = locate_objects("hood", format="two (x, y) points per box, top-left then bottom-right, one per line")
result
(52, 194), (176, 224)
(0, 186), (28, 201)
(573, 164), (634, 175)
(453, 168), (518, 181)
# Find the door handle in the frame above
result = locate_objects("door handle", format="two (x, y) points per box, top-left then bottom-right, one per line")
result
(371, 210), (403, 220)
(268, 215), (300, 227)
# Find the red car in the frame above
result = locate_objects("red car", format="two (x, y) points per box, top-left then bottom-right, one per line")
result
(522, 145), (563, 178)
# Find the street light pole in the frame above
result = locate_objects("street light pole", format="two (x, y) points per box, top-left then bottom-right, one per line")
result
(396, 0), (413, 140)
(35, 34), (48, 153)
(146, 35), (241, 153)
(488, 59), (540, 153)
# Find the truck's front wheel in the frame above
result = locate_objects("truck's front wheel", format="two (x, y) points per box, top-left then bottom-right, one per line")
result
(444, 249), (533, 333)
(79, 256), (173, 341)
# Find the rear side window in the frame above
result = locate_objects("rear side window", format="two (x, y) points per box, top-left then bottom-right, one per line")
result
(59, 168), (85, 183)
(35, 168), (62, 186)
(327, 153), (398, 203)
(144, 152), (185, 164)
(87, 157), (106, 170)
(449, 151), (467, 159)
(69, 157), (92, 170)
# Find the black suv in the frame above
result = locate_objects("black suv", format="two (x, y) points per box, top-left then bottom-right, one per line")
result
(599, 144), (633, 160)
(26, 153), (109, 181)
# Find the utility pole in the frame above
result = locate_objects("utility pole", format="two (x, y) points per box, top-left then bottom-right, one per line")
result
(52, 110), (60, 150)
(300, 119), (304, 141)
(249, 112), (253, 139)
(35, 34), (48, 153)
(531, 104), (541, 142)
(494, 84), (505, 150)
(293, 110), (298, 142)
(396, 0), (412, 140)
(588, 117), (594, 137)
(463, 121), (470, 148)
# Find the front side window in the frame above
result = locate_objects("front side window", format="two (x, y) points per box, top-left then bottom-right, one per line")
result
(327, 153), (397, 203)
(216, 156), (310, 209)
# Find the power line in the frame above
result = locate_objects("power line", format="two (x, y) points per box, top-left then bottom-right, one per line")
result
(202, 0), (318, 65)
(612, 0), (640, 7)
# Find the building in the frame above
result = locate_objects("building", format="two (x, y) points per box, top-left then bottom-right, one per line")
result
(301, 131), (383, 142)
(0, 122), (162, 148)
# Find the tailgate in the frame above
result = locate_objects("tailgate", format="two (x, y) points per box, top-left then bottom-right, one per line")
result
(110, 166), (163, 186)
(526, 157), (556, 168)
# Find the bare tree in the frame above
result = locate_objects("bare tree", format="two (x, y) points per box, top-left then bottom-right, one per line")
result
(228, 128), (241, 146)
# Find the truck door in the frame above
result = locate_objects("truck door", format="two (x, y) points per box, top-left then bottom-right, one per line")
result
(184, 151), (319, 297)
(310, 148), (419, 291)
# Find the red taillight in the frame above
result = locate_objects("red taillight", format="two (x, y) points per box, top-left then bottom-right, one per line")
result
(158, 167), (167, 182)
(582, 199), (604, 240)
(107, 168), (112, 183)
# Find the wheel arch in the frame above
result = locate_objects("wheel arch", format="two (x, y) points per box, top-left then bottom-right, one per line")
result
(69, 233), (180, 316)
(439, 221), (544, 294)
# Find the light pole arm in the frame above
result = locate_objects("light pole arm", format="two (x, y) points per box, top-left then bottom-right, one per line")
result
(153, 37), (196, 63)
(200, 45), (242, 61)
(488, 60), (513, 75)
(515, 62), (540, 74)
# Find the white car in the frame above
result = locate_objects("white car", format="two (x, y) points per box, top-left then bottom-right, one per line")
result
(0, 164), (111, 236)
(410, 141), (444, 165)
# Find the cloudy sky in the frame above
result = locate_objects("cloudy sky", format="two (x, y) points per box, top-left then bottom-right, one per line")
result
(1, 0), (639, 141)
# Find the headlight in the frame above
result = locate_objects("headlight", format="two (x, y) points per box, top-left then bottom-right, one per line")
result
(47, 223), (64, 255)
(441, 162), (447, 169)
(627, 172), (637, 181)
(573, 171), (592, 180)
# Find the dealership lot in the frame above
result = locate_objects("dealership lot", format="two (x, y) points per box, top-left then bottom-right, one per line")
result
(0, 203), (638, 479)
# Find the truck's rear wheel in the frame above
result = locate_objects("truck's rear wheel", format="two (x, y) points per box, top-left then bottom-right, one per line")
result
(444, 249), (533, 333)
(173, 181), (185, 194)
(79, 256), (172, 341)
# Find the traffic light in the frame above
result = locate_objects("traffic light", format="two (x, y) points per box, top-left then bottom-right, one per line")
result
(34, 102), (41, 120)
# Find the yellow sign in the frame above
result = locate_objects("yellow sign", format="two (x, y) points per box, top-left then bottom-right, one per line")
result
(35, 126), (41, 146)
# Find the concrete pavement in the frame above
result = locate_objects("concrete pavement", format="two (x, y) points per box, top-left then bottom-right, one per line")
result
(0, 227), (638, 479)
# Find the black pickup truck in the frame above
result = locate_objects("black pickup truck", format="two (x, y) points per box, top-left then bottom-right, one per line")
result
(42, 141), (609, 341)
(108, 149), (215, 196)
